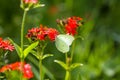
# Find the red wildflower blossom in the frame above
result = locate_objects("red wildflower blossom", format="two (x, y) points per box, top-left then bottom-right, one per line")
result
(27, 27), (40, 38)
(24, 0), (38, 4)
(23, 64), (33, 79)
(65, 16), (83, 35)
(36, 25), (48, 41)
(0, 65), (10, 72)
(0, 38), (14, 51)
(57, 16), (83, 35)
(65, 24), (77, 35)
(47, 28), (59, 41)
(9, 62), (25, 70)
(26, 25), (59, 41)
(0, 62), (33, 79)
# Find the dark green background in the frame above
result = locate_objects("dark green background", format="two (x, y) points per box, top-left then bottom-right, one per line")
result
(0, 0), (120, 80)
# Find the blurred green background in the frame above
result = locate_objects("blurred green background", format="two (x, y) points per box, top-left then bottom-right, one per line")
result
(0, 0), (120, 80)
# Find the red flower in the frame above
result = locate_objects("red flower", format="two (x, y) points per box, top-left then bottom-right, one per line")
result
(27, 27), (40, 38)
(0, 38), (14, 51)
(0, 62), (33, 79)
(23, 64), (33, 79)
(65, 16), (83, 35)
(57, 16), (83, 35)
(65, 24), (77, 35)
(36, 26), (48, 41)
(9, 62), (25, 70)
(0, 65), (10, 72)
(24, 0), (38, 4)
(47, 28), (59, 41)
(26, 25), (59, 41)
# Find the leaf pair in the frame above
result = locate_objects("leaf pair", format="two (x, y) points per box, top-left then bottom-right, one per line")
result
(54, 60), (83, 71)
(31, 50), (53, 60)
(9, 38), (39, 59)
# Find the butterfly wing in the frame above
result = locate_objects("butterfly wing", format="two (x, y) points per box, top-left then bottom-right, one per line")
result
(55, 34), (74, 53)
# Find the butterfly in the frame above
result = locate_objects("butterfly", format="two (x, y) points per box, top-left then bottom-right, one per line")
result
(55, 34), (74, 53)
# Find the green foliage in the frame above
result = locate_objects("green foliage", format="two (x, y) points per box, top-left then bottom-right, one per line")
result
(24, 41), (39, 58)
(42, 54), (53, 60)
(6, 71), (27, 80)
(9, 38), (39, 59)
(27, 55), (56, 80)
(9, 38), (23, 58)
(54, 60), (68, 70)
(70, 63), (83, 71)
(0, 0), (120, 80)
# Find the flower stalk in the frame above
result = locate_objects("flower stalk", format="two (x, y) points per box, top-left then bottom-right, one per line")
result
(70, 40), (75, 63)
(37, 43), (47, 80)
(39, 53), (43, 80)
(20, 10), (27, 80)
(38, 49), (44, 80)
(65, 70), (70, 80)
(65, 53), (71, 80)
(20, 7), (28, 80)
(21, 9), (28, 51)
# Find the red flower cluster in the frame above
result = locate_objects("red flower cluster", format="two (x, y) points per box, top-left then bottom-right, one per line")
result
(0, 62), (33, 79)
(24, 0), (38, 4)
(57, 16), (83, 35)
(65, 16), (82, 35)
(26, 25), (59, 41)
(0, 38), (14, 51)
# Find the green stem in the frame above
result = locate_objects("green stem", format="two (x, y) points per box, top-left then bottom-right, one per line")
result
(39, 44), (46, 80)
(20, 9), (28, 80)
(70, 41), (75, 63)
(39, 51), (43, 80)
(66, 39), (76, 80)
(65, 71), (70, 80)
(65, 53), (71, 80)
(21, 9), (27, 51)
(39, 58), (42, 80)
(37, 43), (47, 80)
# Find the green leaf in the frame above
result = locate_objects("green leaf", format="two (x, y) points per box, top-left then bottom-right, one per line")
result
(8, 38), (22, 58)
(43, 66), (56, 80)
(6, 71), (27, 80)
(20, 0), (25, 9)
(70, 63), (83, 70)
(54, 60), (68, 70)
(42, 54), (53, 60)
(55, 34), (75, 53)
(30, 50), (39, 59)
(24, 41), (39, 58)
(27, 55), (56, 80)
(14, 43), (23, 58)
(76, 36), (84, 40)
(33, 4), (45, 8)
